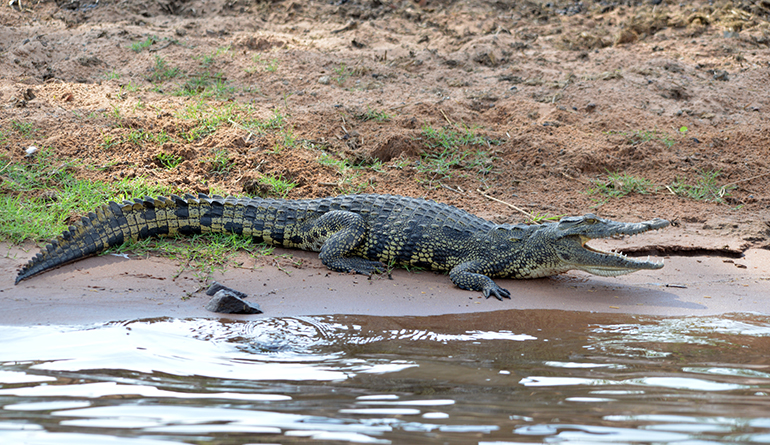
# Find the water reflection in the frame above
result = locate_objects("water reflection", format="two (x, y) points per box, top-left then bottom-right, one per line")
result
(1, 311), (769, 443)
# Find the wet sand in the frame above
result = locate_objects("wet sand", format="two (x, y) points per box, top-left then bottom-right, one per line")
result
(3, 226), (768, 326)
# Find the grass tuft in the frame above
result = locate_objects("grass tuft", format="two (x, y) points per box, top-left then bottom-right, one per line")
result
(148, 56), (181, 83)
(607, 129), (676, 148)
(418, 125), (498, 180)
(130, 36), (157, 53)
(669, 170), (735, 203)
(155, 152), (184, 169)
(589, 172), (658, 199)
(356, 107), (391, 122)
(259, 174), (297, 198)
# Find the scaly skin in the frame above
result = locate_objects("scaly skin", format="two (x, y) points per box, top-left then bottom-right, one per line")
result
(15, 194), (669, 299)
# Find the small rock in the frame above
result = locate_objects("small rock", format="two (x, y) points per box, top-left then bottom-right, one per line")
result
(25, 146), (38, 157)
(711, 69), (729, 81)
(206, 281), (248, 298)
(614, 28), (638, 45)
(318, 75), (330, 85)
(205, 281), (262, 314)
(205, 290), (262, 314)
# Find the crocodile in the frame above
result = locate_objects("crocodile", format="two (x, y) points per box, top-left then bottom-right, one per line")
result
(15, 194), (669, 299)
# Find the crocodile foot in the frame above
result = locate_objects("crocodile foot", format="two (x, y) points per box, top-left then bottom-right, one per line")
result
(484, 284), (511, 301)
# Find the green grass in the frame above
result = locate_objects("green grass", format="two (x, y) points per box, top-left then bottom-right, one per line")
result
(172, 104), (293, 147)
(608, 129), (676, 148)
(277, 127), (298, 151)
(316, 152), (373, 194)
(121, 82), (140, 94)
(153, 130), (173, 145)
(258, 174), (296, 198)
(177, 72), (234, 99)
(334, 63), (351, 85)
(391, 156), (410, 170)
(339, 172), (373, 194)
(0, 147), (291, 281)
(11, 121), (37, 138)
(176, 101), (240, 142)
(587, 171), (657, 206)
(245, 55), (279, 75)
(101, 129), (175, 149)
(104, 69), (121, 80)
(201, 148), (233, 175)
(101, 134), (119, 149)
(175, 47), (237, 99)
(589, 172), (658, 199)
(107, 232), (273, 282)
(418, 125), (497, 179)
(265, 59), (279, 72)
(147, 56), (181, 83)
(0, 148), (175, 243)
(237, 110), (299, 153)
(669, 170), (735, 203)
(197, 46), (232, 68)
(317, 152), (349, 171)
(179, 72), (217, 95)
(241, 110), (287, 133)
(106, 105), (123, 125)
(155, 152), (184, 169)
(588, 170), (736, 204)
(199, 54), (216, 68)
(130, 36), (157, 53)
(357, 107), (391, 122)
(124, 129), (151, 145)
(0, 148), (276, 281)
(422, 125), (491, 149)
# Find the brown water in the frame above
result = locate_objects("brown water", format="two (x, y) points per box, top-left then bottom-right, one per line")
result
(1, 310), (770, 444)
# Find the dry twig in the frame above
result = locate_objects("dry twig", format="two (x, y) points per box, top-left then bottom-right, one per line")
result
(477, 189), (533, 220)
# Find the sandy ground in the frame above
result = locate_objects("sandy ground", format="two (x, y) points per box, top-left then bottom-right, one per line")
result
(2, 0), (770, 324)
(3, 230), (770, 325)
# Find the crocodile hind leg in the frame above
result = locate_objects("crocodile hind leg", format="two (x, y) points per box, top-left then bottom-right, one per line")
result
(308, 210), (385, 275)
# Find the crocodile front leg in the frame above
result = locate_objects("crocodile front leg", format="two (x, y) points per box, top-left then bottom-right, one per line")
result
(310, 210), (385, 275)
(449, 261), (511, 300)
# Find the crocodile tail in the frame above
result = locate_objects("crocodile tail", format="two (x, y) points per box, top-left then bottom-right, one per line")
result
(14, 193), (239, 284)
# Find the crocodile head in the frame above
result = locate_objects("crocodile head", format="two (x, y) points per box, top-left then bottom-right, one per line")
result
(500, 214), (669, 278)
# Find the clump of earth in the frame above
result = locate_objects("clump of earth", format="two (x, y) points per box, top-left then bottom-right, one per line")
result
(1, 0), (769, 249)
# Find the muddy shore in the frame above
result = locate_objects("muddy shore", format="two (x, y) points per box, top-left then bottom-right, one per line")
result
(3, 228), (769, 325)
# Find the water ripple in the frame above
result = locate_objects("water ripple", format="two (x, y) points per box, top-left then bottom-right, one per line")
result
(1, 311), (770, 444)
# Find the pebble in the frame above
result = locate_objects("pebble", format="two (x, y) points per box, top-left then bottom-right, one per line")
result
(205, 281), (262, 314)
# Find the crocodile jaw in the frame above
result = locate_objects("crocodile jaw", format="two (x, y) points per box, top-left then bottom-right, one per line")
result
(574, 236), (665, 276)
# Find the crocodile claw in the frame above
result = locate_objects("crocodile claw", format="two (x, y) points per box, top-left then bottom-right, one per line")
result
(484, 285), (511, 301)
